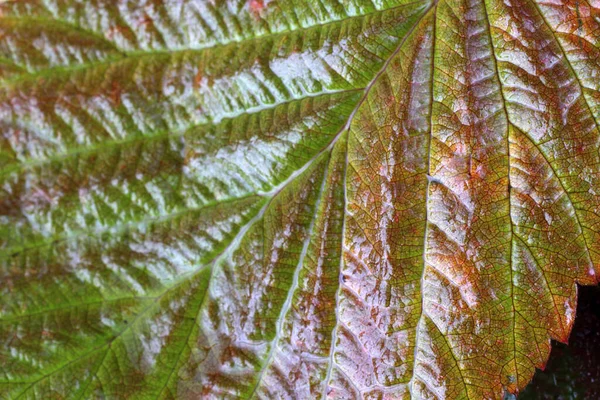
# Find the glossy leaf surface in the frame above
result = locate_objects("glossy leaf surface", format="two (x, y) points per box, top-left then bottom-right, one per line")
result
(0, 0), (599, 398)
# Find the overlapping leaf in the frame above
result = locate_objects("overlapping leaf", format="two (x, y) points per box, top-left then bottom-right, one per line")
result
(0, 0), (599, 398)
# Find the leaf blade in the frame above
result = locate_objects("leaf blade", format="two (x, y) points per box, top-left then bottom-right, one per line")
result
(1, 0), (599, 398)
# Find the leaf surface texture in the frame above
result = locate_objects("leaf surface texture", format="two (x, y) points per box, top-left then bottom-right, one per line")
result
(0, 0), (599, 398)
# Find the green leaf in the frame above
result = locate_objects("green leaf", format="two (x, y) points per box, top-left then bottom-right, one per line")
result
(0, 0), (599, 398)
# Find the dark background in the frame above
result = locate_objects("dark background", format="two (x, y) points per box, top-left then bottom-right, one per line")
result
(519, 285), (600, 399)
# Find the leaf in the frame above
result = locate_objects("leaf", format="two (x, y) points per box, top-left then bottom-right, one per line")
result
(0, 0), (598, 398)
(518, 285), (600, 399)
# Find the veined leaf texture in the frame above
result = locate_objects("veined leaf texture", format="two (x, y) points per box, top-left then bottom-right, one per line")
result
(0, 0), (599, 398)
